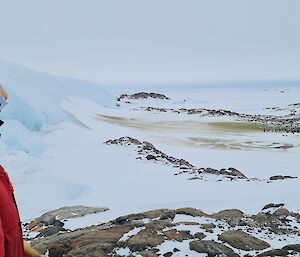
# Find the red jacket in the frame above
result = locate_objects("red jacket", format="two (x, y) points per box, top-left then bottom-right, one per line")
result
(0, 165), (24, 257)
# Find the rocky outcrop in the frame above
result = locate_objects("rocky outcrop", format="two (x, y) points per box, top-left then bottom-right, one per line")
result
(269, 175), (297, 181)
(273, 208), (290, 217)
(125, 229), (165, 252)
(138, 105), (300, 134)
(26, 206), (300, 257)
(282, 244), (300, 252)
(189, 240), (240, 257)
(211, 209), (244, 220)
(26, 205), (108, 238)
(218, 230), (270, 251)
(117, 92), (170, 102)
(105, 137), (248, 180)
(257, 244), (300, 256)
(65, 244), (109, 257)
(256, 248), (290, 256)
(140, 106), (240, 117)
(175, 207), (207, 217)
(262, 203), (284, 210)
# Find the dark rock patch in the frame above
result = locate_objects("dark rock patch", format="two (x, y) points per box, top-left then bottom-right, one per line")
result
(262, 203), (285, 211)
(269, 175), (297, 181)
(189, 240), (240, 257)
(105, 137), (248, 180)
(117, 92), (170, 102)
(282, 244), (300, 252)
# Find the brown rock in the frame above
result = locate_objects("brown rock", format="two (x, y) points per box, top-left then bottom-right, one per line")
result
(145, 220), (172, 231)
(64, 244), (109, 257)
(189, 240), (239, 257)
(163, 229), (193, 242)
(140, 250), (158, 257)
(194, 232), (206, 240)
(218, 230), (270, 251)
(126, 228), (165, 252)
(211, 209), (244, 220)
(253, 212), (269, 224)
(32, 223), (131, 255)
(273, 208), (290, 217)
(201, 223), (216, 230)
(175, 208), (207, 217)
(129, 209), (175, 220)
(256, 249), (290, 256)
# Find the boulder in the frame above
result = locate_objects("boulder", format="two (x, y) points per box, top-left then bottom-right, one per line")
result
(218, 230), (270, 251)
(175, 208), (207, 217)
(254, 212), (269, 223)
(36, 226), (65, 238)
(269, 175), (297, 181)
(273, 208), (290, 217)
(211, 209), (244, 220)
(163, 229), (193, 242)
(282, 244), (300, 252)
(140, 250), (158, 257)
(201, 223), (216, 230)
(194, 232), (206, 240)
(189, 240), (239, 257)
(32, 205), (109, 227)
(32, 223), (131, 255)
(159, 211), (176, 221)
(145, 220), (172, 231)
(126, 228), (165, 252)
(256, 249), (290, 256)
(64, 244), (109, 257)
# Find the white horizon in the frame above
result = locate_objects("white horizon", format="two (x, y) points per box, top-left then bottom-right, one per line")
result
(1, 0), (300, 85)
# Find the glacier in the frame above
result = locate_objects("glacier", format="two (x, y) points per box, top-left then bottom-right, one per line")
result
(0, 59), (115, 152)
(0, 58), (115, 130)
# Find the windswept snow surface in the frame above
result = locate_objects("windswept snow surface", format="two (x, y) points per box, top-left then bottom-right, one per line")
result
(0, 60), (299, 227)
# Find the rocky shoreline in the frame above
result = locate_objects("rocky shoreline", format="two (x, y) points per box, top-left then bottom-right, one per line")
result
(138, 106), (300, 134)
(26, 204), (300, 257)
(115, 92), (300, 133)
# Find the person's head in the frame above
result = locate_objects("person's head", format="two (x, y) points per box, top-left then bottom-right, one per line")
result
(0, 84), (8, 101)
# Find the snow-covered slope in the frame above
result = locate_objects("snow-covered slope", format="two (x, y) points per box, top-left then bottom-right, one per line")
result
(0, 59), (115, 152)
(0, 59), (115, 130)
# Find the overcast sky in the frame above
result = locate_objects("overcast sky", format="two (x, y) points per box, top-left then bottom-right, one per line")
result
(0, 0), (299, 85)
